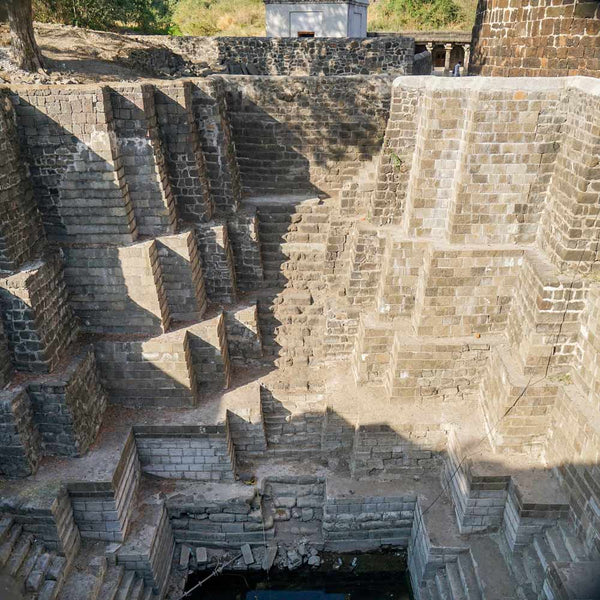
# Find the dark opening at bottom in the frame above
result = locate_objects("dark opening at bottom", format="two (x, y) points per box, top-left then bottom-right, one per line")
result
(185, 553), (413, 600)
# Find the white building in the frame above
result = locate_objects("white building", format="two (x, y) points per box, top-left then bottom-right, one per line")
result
(265, 0), (369, 38)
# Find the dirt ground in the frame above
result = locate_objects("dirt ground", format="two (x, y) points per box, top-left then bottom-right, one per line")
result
(0, 22), (194, 85)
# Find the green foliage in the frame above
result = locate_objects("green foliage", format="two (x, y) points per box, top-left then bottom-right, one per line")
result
(368, 0), (465, 31)
(32, 0), (475, 36)
(172, 0), (265, 37)
(33, 0), (175, 33)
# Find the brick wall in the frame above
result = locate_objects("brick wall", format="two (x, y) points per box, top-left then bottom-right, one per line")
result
(470, 0), (600, 77)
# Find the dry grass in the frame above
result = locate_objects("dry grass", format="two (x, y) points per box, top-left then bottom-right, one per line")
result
(172, 0), (266, 36)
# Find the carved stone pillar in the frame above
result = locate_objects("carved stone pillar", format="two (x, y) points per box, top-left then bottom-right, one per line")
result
(464, 43), (471, 74)
(444, 43), (453, 74)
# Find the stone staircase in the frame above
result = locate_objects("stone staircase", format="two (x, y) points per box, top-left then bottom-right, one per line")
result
(259, 387), (325, 459)
(242, 195), (331, 367)
(245, 195), (329, 286)
(418, 520), (600, 600)
(501, 520), (598, 600)
(59, 548), (155, 600)
(0, 516), (70, 600)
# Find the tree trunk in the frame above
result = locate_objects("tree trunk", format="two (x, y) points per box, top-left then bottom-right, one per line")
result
(7, 0), (44, 72)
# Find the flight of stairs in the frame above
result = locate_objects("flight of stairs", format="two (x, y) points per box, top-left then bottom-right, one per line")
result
(0, 517), (157, 600)
(260, 387), (325, 459)
(0, 517), (69, 600)
(418, 519), (599, 600)
(245, 195), (330, 367)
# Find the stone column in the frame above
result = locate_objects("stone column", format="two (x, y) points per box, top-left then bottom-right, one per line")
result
(444, 43), (453, 74)
(464, 44), (471, 74)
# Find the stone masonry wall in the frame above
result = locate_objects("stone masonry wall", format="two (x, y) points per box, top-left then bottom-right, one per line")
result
(136, 36), (415, 76)
(0, 93), (43, 273)
(154, 81), (213, 223)
(167, 488), (268, 548)
(0, 387), (41, 477)
(0, 253), (78, 373)
(27, 346), (107, 457)
(109, 83), (176, 236)
(134, 425), (235, 481)
(470, 0), (600, 77)
(9, 85), (137, 245)
(223, 76), (392, 197)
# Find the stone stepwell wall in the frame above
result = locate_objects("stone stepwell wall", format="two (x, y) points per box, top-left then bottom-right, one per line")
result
(223, 76), (392, 197)
(133, 36), (415, 76)
(470, 0), (600, 77)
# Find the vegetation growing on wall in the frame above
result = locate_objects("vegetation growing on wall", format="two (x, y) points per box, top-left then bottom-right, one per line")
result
(31, 0), (476, 36)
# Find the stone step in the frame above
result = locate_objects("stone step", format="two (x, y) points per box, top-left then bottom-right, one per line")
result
(18, 541), (43, 582)
(445, 562), (467, 600)
(266, 446), (322, 458)
(7, 532), (33, 576)
(468, 536), (518, 600)
(60, 556), (107, 600)
(129, 576), (145, 600)
(435, 570), (452, 600)
(545, 527), (571, 563)
(522, 546), (544, 593)
(47, 555), (68, 581)
(419, 582), (433, 600)
(533, 533), (555, 572)
(97, 565), (125, 600)
(115, 570), (136, 600)
(426, 578), (440, 600)
(0, 518), (14, 543)
(38, 579), (59, 600)
(142, 587), (154, 600)
(0, 524), (23, 567)
(557, 521), (588, 561)
(26, 552), (52, 592)
(457, 553), (482, 600)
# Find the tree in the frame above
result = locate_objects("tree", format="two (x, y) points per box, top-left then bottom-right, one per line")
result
(7, 0), (44, 72)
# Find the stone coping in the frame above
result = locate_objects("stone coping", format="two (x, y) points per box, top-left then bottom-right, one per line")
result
(393, 75), (600, 95)
(1, 73), (395, 94)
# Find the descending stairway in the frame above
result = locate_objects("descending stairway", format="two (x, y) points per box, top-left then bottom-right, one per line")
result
(417, 518), (599, 600)
(501, 520), (598, 600)
(0, 516), (156, 600)
(61, 546), (154, 600)
(244, 195), (330, 367)
(259, 387), (325, 459)
(0, 516), (69, 600)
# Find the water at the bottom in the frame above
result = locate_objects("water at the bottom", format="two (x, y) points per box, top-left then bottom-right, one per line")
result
(186, 568), (413, 600)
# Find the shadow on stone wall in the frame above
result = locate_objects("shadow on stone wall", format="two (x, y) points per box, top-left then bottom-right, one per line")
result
(222, 77), (391, 198)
